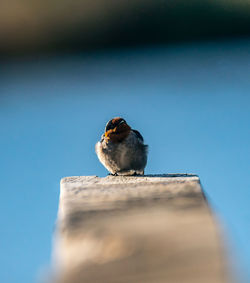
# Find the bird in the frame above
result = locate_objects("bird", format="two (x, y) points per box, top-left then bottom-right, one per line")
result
(95, 117), (148, 176)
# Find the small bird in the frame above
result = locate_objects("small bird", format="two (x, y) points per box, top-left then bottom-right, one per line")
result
(95, 117), (148, 176)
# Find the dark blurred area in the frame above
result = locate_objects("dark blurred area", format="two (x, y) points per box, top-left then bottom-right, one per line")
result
(1, 0), (250, 57)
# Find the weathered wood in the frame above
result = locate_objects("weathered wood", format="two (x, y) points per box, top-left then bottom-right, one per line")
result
(52, 174), (227, 283)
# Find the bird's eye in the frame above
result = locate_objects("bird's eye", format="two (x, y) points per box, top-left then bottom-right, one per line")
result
(118, 120), (125, 125)
(105, 120), (114, 132)
(105, 118), (126, 132)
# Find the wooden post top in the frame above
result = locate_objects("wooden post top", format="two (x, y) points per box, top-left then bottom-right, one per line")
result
(52, 174), (227, 283)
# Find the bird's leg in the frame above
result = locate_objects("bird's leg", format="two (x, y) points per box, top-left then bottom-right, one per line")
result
(115, 170), (138, 176)
(108, 172), (118, 176)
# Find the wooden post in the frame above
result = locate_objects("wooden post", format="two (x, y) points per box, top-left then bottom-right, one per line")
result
(52, 174), (227, 283)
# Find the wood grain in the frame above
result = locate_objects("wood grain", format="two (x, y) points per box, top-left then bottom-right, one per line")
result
(52, 174), (227, 283)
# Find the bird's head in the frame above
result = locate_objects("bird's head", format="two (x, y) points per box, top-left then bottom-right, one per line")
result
(104, 117), (131, 143)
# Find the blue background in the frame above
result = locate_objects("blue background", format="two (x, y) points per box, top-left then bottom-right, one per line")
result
(1, 38), (250, 282)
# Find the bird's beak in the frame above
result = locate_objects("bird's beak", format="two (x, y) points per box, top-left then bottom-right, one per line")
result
(105, 129), (113, 139)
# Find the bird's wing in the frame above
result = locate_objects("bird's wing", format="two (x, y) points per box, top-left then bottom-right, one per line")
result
(132, 129), (144, 142)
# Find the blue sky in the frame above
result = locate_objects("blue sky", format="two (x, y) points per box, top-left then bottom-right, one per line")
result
(1, 38), (250, 282)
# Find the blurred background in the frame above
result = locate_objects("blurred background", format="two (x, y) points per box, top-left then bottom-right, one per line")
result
(1, 0), (250, 282)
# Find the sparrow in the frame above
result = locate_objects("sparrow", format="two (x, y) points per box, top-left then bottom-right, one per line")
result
(95, 117), (148, 176)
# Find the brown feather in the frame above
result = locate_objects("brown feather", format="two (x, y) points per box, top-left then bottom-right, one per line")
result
(105, 123), (131, 143)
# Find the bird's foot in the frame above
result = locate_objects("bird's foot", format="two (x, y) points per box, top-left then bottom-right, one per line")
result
(108, 173), (118, 176)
